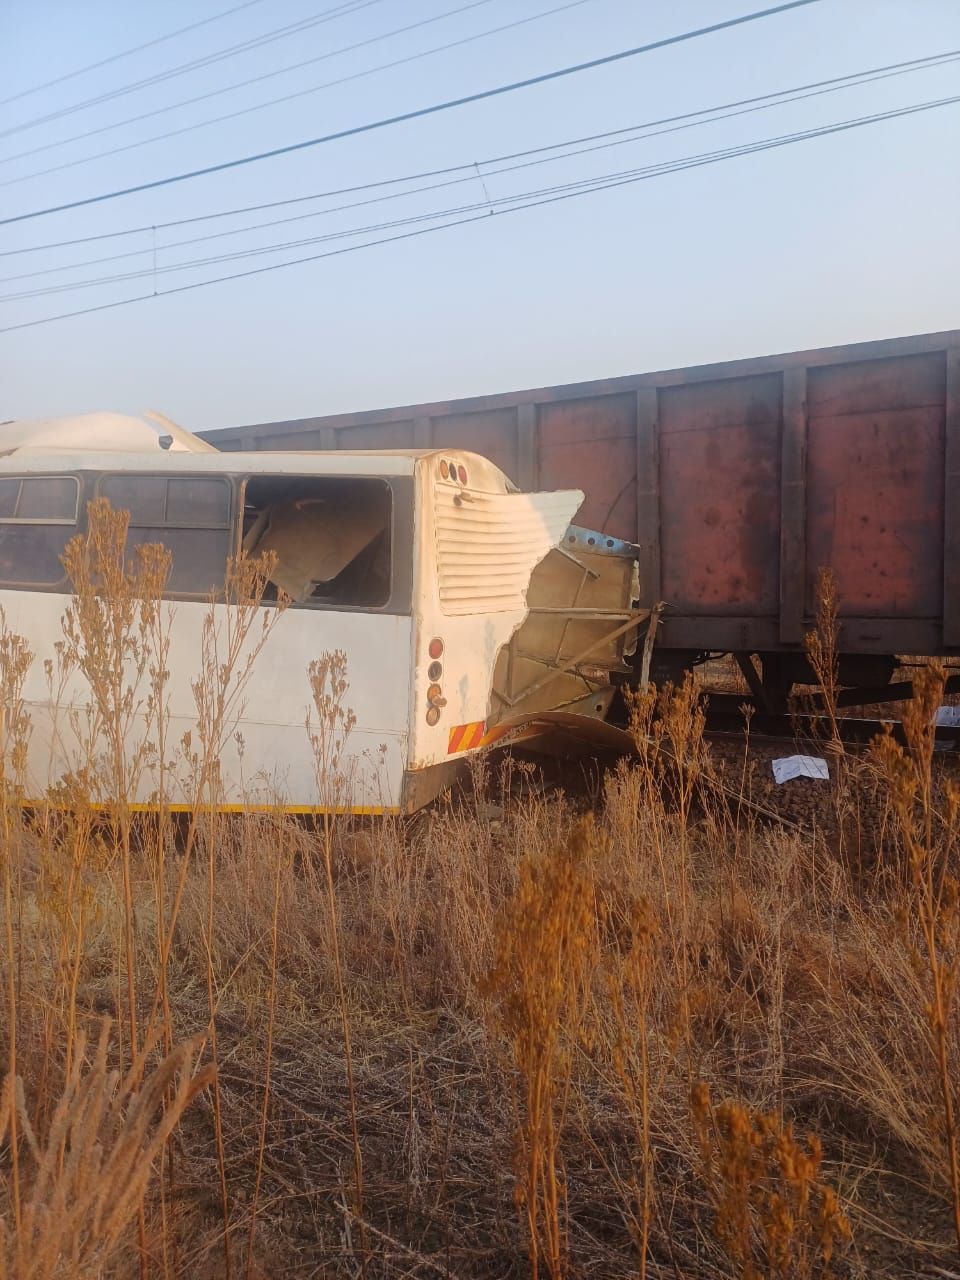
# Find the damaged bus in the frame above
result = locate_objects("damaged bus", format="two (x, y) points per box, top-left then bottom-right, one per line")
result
(0, 413), (648, 812)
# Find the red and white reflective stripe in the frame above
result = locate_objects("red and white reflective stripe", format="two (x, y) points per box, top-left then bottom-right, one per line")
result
(446, 721), (520, 754)
(447, 721), (486, 754)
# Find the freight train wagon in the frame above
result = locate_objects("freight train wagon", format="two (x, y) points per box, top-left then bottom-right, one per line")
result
(204, 329), (960, 710)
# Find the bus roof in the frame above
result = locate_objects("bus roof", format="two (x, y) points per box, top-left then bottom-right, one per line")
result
(0, 447), (478, 479)
(0, 413), (513, 486)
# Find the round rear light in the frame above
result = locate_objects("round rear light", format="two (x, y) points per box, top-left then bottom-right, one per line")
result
(426, 706), (441, 726)
(427, 683), (443, 703)
(439, 459), (449, 479)
(457, 464), (468, 485)
(428, 637), (444, 659)
(428, 660), (442, 681)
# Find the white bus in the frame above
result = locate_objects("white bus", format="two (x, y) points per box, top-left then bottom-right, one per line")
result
(0, 413), (643, 813)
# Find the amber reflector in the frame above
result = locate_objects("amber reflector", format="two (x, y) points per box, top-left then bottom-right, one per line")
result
(439, 459), (449, 478)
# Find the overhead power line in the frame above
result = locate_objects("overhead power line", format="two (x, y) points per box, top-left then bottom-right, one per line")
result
(0, 0), (588, 182)
(4, 47), (958, 284)
(0, 0), (386, 141)
(2, 87), (955, 332)
(0, 0), (823, 229)
(0, 0), (271, 108)
(6, 92), (960, 301)
(4, 44), (957, 263)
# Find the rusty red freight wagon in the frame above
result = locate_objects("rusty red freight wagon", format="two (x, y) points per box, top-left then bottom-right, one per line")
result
(203, 329), (960, 709)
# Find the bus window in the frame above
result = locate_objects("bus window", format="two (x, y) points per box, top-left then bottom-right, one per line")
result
(242, 476), (391, 608)
(0, 475), (79, 587)
(98, 473), (232, 597)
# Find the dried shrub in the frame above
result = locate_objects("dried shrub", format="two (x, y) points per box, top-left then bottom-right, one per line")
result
(1, 1023), (212, 1279)
(691, 1081), (851, 1279)
(485, 817), (600, 1279)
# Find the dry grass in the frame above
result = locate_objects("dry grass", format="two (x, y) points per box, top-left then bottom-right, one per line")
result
(0, 506), (959, 1277)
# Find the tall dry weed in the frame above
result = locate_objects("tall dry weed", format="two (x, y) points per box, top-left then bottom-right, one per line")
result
(1, 1022), (212, 1279)
(605, 894), (659, 1279)
(485, 816), (600, 1279)
(60, 499), (171, 1074)
(307, 650), (366, 1271)
(691, 1081), (850, 1279)
(0, 612), (33, 1246)
(804, 568), (842, 752)
(872, 663), (960, 1253)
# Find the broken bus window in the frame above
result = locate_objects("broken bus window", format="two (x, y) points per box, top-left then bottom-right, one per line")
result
(242, 476), (391, 608)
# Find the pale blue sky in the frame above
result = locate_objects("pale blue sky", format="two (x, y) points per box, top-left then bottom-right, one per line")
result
(1, 0), (958, 432)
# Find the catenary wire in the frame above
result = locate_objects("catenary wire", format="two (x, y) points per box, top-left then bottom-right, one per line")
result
(0, 0), (589, 180)
(7, 94), (959, 298)
(0, 0), (823, 229)
(0, 0), (508, 170)
(5, 48), (960, 286)
(0, 0), (386, 141)
(3, 47), (957, 285)
(2, 44), (955, 262)
(0, 0), (272, 108)
(2, 88), (955, 327)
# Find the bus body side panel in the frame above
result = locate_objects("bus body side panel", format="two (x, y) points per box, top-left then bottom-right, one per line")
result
(2, 589), (412, 811)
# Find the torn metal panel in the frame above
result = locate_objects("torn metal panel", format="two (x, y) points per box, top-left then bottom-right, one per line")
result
(434, 484), (579, 615)
(489, 525), (643, 723)
(496, 709), (638, 755)
(412, 458), (585, 769)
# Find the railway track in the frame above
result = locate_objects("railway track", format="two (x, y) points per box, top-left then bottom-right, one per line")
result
(701, 694), (960, 752)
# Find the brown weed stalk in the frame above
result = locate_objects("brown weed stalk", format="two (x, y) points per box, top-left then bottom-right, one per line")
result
(691, 1081), (851, 1279)
(173, 550), (286, 1277)
(606, 894), (659, 1279)
(0, 612), (33, 1260)
(60, 499), (171, 1072)
(1, 1022), (213, 1279)
(872, 663), (960, 1254)
(485, 816), (599, 1279)
(306, 650), (365, 1271)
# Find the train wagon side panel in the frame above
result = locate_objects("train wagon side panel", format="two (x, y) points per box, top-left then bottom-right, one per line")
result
(204, 328), (960, 659)
(805, 352), (946, 621)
